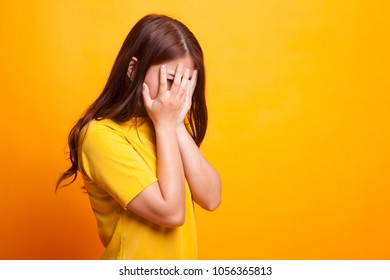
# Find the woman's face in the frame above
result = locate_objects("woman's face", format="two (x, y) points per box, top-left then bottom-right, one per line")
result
(143, 55), (195, 99)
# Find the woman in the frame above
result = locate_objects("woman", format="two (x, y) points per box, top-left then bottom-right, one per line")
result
(56, 14), (221, 259)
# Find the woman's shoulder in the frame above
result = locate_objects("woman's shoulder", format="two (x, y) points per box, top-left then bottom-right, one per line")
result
(81, 118), (150, 140)
(80, 117), (153, 146)
(82, 118), (133, 135)
(79, 119), (125, 151)
(79, 119), (123, 144)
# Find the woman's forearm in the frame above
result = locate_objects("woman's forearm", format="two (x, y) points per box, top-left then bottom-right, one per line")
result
(155, 123), (186, 219)
(176, 124), (222, 211)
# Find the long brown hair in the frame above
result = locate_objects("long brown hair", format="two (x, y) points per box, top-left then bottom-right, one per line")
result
(56, 14), (207, 189)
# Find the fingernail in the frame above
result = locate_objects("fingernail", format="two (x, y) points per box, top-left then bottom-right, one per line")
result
(161, 65), (166, 71)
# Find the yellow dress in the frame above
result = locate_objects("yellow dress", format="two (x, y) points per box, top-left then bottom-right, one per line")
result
(79, 118), (197, 259)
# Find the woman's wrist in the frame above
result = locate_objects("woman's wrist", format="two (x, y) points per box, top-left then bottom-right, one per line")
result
(154, 122), (177, 134)
(176, 123), (189, 136)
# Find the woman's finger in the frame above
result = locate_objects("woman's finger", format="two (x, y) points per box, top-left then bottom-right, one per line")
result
(141, 83), (152, 108)
(158, 65), (167, 96)
(169, 63), (184, 95)
(178, 68), (190, 100)
(188, 69), (198, 101)
(190, 70), (198, 94)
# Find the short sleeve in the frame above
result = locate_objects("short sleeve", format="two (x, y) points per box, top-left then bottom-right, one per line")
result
(80, 127), (157, 209)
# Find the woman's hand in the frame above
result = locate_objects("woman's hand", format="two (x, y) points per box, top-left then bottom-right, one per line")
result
(176, 70), (198, 127)
(142, 64), (191, 129)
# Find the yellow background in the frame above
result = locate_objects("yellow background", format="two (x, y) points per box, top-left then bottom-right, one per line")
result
(0, 0), (389, 259)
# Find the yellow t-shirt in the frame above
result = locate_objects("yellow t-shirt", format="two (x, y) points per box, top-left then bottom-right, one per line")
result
(79, 118), (197, 259)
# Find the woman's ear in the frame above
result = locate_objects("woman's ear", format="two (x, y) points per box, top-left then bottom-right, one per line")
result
(127, 56), (138, 80)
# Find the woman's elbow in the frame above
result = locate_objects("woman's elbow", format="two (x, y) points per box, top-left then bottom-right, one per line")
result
(198, 189), (222, 211)
(160, 210), (186, 228)
(204, 196), (221, 211)
(209, 180), (222, 211)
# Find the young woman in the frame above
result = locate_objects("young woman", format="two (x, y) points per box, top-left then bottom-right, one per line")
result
(56, 14), (221, 259)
